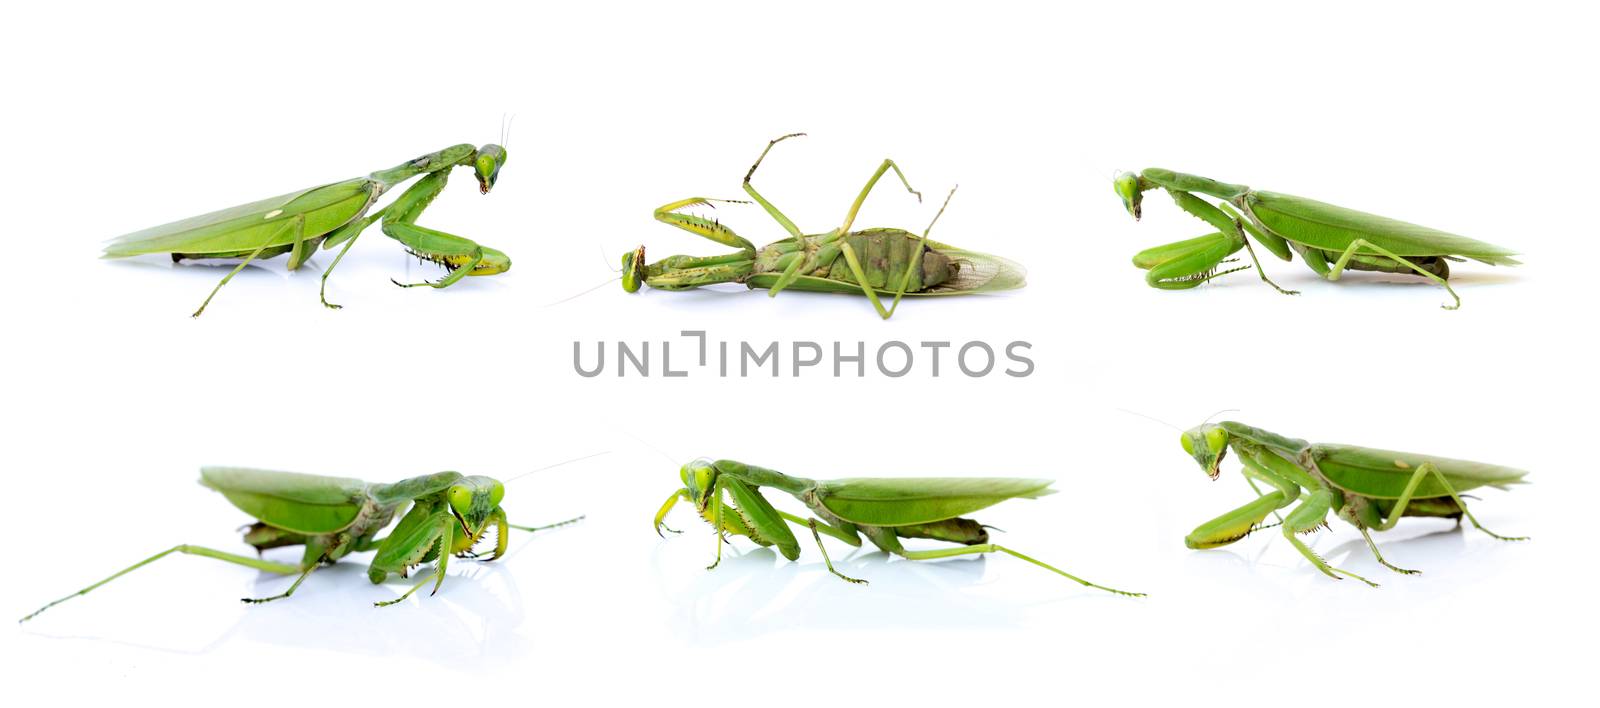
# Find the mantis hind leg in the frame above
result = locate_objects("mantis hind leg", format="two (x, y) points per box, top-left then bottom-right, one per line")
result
(1282, 489), (1379, 587)
(19, 544), (305, 622)
(880, 533), (1145, 597)
(834, 188), (959, 319)
(1327, 238), (1462, 310)
(191, 215), (304, 317)
(1372, 462), (1528, 541)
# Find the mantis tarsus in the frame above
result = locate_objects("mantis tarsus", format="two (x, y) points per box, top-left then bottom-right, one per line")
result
(654, 458), (1144, 596)
(20, 467), (581, 622)
(622, 134), (1025, 319)
(1179, 420), (1528, 586)
(102, 143), (511, 316)
(1115, 168), (1519, 309)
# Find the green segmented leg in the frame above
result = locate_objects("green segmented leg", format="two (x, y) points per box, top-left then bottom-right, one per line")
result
(374, 518), (453, 608)
(1326, 238), (1462, 310)
(1371, 462), (1528, 540)
(1169, 191), (1297, 295)
(1282, 489), (1378, 587)
(378, 171), (488, 289)
(191, 215), (304, 318)
(778, 511), (860, 546)
(654, 490), (684, 536)
(707, 476), (726, 570)
(878, 533), (1145, 597)
(836, 187), (958, 319)
(653, 197), (758, 254)
(1358, 526), (1421, 575)
(19, 544), (305, 622)
(743, 133), (806, 239)
(318, 209), (385, 309)
(1187, 491), (1290, 549)
(807, 518), (867, 584)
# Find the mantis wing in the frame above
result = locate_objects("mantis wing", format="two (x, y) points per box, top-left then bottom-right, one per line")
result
(1248, 191), (1520, 265)
(102, 178), (378, 257)
(815, 477), (1054, 527)
(1314, 444), (1529, 499)
(199, 467), (370, 534)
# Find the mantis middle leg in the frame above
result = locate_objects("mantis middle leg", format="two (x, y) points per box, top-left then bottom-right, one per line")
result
(20, 544), (306, 622)
(1281, 489), (1379, 587)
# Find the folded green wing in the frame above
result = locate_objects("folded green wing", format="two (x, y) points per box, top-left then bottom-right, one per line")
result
(1315, 444), (1528, 499)
(103, 178), (377, 257)
(1249, 191), (1520, 266)
(815, 477), (1054, 526)
(200, 466), (370, 534)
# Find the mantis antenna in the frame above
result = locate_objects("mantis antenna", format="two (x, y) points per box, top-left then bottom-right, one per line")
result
(504, 450), (610, 485)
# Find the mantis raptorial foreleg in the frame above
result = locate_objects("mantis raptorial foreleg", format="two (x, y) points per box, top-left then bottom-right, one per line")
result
(1326, 238), (1462, 310)
(1168, 191), (1297, 295)
(1281, 489), (1379, 587)
(374, 517), (453, 607)
(192, 215), (304, 318)
(19, 544), (306, 621)
(376, 171), (487, 289)
(652, 198), (758, 254)
(1370, 462), (1528, 540)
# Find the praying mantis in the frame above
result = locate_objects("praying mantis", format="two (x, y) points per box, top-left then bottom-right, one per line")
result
(1115, 168), (1519, 309)
(622, 134), (1025, 319)
(20, 467), (581, 621)
(654, 458), (1144, 596)
(102, 143), (511, 316)
(1178, 420), (1528, 586)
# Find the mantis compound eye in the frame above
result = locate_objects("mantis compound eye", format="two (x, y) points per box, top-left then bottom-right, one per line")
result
(489, 480), (505, 508)
(447, 485), (473, 516)
(1204, 427), (1229, 454)
(1180, 432), (1195, 455)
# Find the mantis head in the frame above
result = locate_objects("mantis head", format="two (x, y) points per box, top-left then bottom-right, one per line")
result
(474, 145), (507, 194)
(1180, 424), (1230, 480)
(621, 247), (646, 293)
(679, 459), (719, 511)
(446, 475), (506, 538)
(1113, 171), (1143, 220)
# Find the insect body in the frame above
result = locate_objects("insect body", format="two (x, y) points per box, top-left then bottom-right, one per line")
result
(622, 134), (1025, 319)
(20, 467), (580, 621)
(1179, 421), (1528, 586)
(103, 143), (511, 316)
(1114, 168), (1519, 309)
(654, 459), (1142, 596)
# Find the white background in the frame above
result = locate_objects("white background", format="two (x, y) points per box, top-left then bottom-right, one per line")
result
(3, 1), (1595, 704)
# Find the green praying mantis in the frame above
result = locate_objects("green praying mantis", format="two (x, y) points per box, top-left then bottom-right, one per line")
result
(20, 467), (581, 622)
(1179, 420), (1528, 586)
(1115, 168), (1519, 309)
(622, 134), (1025, 319)
(102, 143), (511, 316)
(654, 458), (1144, 596)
